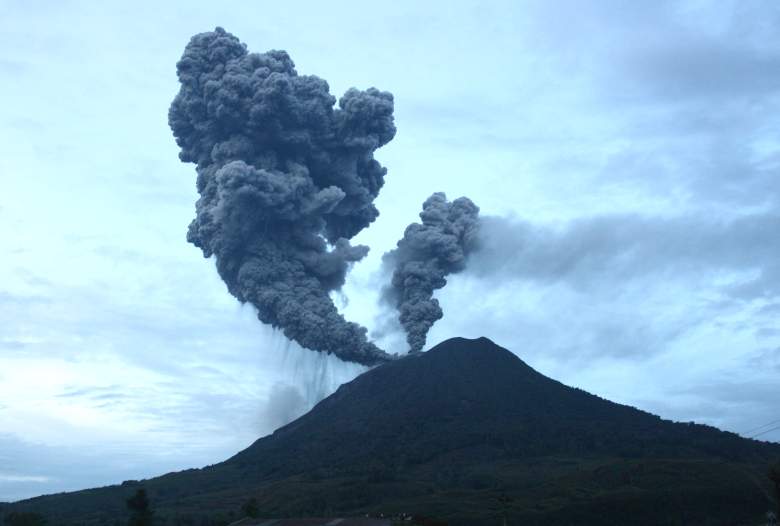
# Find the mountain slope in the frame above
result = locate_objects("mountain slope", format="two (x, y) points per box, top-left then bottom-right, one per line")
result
(230, 336), (775, 471)
(6, 337), (780, 526)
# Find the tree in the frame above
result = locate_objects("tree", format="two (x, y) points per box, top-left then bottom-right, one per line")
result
(496, 493), (512, 526)
(126, 488), (153, 526)
(770, 461), (780, 514)
(3, 512), (46, 526)
(241, 497), (259, 519)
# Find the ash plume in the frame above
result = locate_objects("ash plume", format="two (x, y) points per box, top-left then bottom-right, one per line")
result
(169, 28), (395, 366)
(383, 193), (481, 352)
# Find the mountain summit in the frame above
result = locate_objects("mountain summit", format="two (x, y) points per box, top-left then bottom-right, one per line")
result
(7, 337), (780, 526)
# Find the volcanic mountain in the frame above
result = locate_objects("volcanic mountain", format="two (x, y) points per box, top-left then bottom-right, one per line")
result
(5, 337), (780, 526)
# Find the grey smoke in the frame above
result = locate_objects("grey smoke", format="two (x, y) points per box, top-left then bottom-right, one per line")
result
(263, 383), (307, 431)
(470, 213), (780, 298)
(383, 193), (481, 352)
(169, 28), (395, 366)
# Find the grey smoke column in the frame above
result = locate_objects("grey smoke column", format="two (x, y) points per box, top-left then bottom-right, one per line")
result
(169, 28), (394, 366)
(384, 193), (480, 352)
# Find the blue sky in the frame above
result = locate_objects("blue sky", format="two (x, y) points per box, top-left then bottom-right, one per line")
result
(1, 0), (779, 501)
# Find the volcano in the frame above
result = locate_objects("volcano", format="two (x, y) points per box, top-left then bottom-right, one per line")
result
(5, 337), (780, 525)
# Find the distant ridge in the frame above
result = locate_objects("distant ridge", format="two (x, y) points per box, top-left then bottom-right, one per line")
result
(6, 337), (780, 526)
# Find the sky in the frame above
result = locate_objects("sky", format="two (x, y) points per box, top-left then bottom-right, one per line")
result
(1, 0), (779, 502)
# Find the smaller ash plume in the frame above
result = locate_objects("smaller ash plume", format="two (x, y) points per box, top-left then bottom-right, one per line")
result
(383, 193), (480, 353)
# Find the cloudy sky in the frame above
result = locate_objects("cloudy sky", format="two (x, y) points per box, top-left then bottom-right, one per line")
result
(2, 0), (779, 502)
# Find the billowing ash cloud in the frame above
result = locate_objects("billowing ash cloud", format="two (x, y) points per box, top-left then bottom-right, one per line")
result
(169, 28), (395, 366)
(383, 193), (481, 352)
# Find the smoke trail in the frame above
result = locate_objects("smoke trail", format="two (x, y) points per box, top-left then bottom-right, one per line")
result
(169, 28), (395, 366)
(383, 193), (481, 352)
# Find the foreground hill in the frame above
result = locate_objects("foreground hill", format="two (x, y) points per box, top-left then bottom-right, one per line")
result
(5, 337), (779, 525)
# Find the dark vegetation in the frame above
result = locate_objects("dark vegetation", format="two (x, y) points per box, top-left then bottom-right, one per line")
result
(2, 512), (47, 526)
(3, 337), (779, 525)
(126, 490), (153, 526)
(239, 499), (258, 519)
